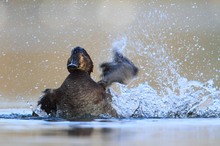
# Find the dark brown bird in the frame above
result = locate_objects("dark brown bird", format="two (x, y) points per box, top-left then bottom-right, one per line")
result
(33, 46), (138, 120)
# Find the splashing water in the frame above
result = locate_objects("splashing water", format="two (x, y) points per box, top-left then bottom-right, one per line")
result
(111, 38), (220, 118)
(112, 37), (127, 53)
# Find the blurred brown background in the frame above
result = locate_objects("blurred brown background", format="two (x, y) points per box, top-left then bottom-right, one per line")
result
(0, 0), (219, 102)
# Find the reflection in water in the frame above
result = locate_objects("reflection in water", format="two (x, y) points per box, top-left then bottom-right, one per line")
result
(1, 117), (220, 146)
(66, 128), (94, 137)
(42, 127), (95, 137)
(64, 127), (111, 137)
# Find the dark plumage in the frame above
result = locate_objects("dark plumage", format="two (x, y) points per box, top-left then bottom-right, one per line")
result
(33, 46), (138, 119)
(99, 49), (138, 87)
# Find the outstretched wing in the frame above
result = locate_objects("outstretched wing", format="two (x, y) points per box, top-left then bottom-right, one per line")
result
(99, 50), (138, 88)
(33, 89), (57, 116)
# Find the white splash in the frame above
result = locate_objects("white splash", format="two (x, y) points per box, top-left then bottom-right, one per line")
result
(112, 37), (127, 53)
(111, 38), (220, 118)
(112, 78), (220, 118)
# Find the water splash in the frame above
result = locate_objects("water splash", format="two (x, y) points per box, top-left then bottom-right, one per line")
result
(111, 38), (220, 118)
(108, 3), (220, 118)
(112, 37), (127, 53)
(113, 79), (220, 118)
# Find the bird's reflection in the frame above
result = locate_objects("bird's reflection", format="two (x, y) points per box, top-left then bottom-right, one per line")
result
(66, 127), (112, 137)
(66, 128), (93, 136)
(42, 127), (112, 137)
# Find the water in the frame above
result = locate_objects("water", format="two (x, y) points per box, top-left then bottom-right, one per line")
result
(1, 110), (220, 146)
(113, 80), (220, 118)
(0, 1), (220, 146)
(111, 38), (220, 118)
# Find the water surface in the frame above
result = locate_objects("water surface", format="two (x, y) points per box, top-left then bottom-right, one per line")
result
(1, 109), (220, 146)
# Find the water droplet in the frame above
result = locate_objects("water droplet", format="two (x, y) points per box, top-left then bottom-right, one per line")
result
(2, 52), (6, 56)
